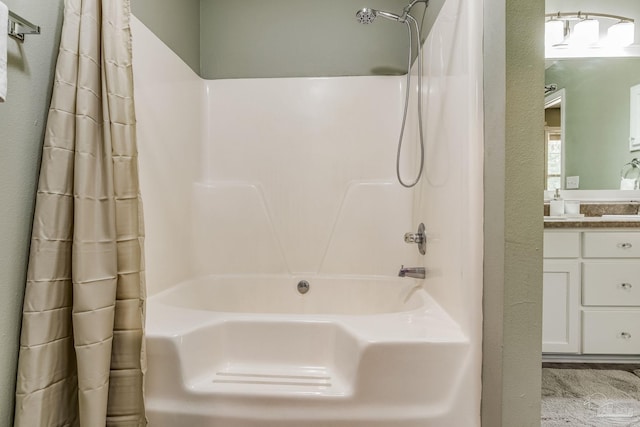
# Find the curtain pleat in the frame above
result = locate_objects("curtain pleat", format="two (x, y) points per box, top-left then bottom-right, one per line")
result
(14, 0), (146, 425)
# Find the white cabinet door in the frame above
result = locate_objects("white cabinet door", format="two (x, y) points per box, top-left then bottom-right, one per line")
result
(543, 260), (581, 353)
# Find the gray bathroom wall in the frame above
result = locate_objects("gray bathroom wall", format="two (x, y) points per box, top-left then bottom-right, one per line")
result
(199, 0), (442, 79)
(131, 0), (200, 74)
(0, 1), (64, 425)
(483, 0), (545, 425)
(132, 0), (445, 79)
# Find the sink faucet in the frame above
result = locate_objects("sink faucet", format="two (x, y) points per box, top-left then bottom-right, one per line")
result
(398, 265), (426, 279)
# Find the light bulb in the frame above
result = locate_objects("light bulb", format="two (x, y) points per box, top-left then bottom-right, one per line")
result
(607, 21), (635, 47)
(572, 19), (600, 46)
(545, 20), (565, 46)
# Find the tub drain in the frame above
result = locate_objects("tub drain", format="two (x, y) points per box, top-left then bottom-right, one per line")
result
(297, 280), (310, 294)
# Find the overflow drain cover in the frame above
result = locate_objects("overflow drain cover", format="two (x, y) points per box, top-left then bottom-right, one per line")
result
(297, 280), (310, 294)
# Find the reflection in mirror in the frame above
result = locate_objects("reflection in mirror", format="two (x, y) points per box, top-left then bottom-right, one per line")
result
(545, 58), (640, 190)
(544, 90), (565, 190)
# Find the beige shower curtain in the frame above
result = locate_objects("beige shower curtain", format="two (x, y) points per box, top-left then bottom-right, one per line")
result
(14, 0), (146, 425)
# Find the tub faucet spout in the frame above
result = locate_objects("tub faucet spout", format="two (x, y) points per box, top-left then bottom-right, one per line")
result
(398, 265), (426, 279)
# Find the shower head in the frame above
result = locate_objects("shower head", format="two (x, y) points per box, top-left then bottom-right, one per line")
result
(356, 8), (376, 24)
(356, 8), (404, 24)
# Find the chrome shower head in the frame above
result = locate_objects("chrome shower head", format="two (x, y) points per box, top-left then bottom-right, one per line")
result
(356, 8), (376, 24)
(356, 8), (404, 24)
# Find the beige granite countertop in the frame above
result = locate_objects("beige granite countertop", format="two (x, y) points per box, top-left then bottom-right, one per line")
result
(543, 202), (640, 228)
(544, 217), (640, 228)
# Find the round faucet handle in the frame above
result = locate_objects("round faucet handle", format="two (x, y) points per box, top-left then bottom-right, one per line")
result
(404, 233), (416, 243)
(405, 232), (424, 243)
(404, 223), (427, 255)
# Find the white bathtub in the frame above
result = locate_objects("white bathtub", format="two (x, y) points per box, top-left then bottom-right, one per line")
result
(145, 275), (469, 427)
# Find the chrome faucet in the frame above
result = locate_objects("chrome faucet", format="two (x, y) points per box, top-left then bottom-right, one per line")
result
(398, 265), (426, 279)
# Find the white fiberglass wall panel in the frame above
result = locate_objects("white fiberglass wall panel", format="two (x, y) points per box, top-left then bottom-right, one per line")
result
(132, 17), (204, 295)
(409, 0), (483, 424)
(199, 77), (415, 275)
(409, 0), (483, 337)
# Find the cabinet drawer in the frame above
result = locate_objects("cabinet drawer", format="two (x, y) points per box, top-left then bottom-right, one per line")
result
(583, 232), (640, 258)
(582, 311), (640, 354)
(544, 232), (580, 258)
(583, 262), (640, 306)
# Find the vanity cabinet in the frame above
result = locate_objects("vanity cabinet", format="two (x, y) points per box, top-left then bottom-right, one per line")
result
(543, 229), (640, 356)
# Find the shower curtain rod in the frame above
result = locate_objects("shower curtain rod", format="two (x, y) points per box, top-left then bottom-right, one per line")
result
(8, 10), (41, 42)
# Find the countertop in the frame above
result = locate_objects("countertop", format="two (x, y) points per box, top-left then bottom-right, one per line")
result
(544, 216), (640, 228)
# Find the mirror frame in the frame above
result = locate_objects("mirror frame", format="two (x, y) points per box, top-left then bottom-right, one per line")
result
(544, 60), (640, 197)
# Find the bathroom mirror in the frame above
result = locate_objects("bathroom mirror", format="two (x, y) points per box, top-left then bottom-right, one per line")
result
(544, 57), (640, 190)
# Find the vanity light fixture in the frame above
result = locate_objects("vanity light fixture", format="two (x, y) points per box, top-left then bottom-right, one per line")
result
(545, 19), (565, 46)
(571, 18), (599, 46)
(607, 21), (635, 47)
(545, 12), (635, 48)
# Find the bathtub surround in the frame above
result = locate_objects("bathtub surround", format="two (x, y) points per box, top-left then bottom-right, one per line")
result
(0, 1), (64, 426)
(14, 1), (146, 425)
(130, 16), (201, 293)
(196, 80), (412, 276)
(133, 0), (483, 423)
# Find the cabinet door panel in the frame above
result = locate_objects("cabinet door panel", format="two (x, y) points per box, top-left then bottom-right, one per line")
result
(543, 260), (581, 353)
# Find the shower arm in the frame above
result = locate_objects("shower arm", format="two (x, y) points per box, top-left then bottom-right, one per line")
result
(376, 9), (405, 22)
(403, 0), (429, 16)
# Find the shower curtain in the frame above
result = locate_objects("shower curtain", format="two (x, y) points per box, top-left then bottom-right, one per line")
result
(13, 0), (146, 425)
